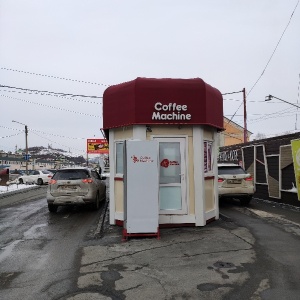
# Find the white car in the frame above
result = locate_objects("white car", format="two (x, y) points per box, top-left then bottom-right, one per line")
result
(18, 170), (54, 185)
(218, 163), (255, 205)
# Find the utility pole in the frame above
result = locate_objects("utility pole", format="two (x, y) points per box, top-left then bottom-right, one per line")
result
(25, 125), (28, 174)
(12, 120), (29, 174)
(243, 88), (247, 143)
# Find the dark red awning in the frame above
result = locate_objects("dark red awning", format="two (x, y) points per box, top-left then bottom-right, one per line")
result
(103, 77), (223, 130)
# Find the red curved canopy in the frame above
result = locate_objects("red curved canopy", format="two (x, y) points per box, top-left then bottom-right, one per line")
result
(103, 77), (223, 130)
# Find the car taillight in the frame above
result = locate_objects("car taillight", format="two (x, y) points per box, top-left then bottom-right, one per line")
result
(218, 178), (224, 182)
(49, 179), (57, 184)
(82, 178), (93, 183)
(48, 175), (52, 178)
(245, 176), (253, 181)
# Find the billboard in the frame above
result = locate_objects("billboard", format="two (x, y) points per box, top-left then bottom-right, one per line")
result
(87, 139), (109, 154)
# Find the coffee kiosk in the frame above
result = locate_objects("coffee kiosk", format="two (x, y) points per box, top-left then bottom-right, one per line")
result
(102, 77), (223, 237)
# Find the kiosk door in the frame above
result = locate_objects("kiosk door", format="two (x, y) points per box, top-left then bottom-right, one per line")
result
(155, 137), (187, 214)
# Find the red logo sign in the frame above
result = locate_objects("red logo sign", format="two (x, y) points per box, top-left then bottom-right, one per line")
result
(160, 159), (179, 168)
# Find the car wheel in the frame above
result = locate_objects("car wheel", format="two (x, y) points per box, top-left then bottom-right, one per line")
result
(92, 193), (100, 210)
(37, 178), (43, 185)
(48, 204), (58, 212)
(19, 178), (24, 184)
(240, 196), (252, 206)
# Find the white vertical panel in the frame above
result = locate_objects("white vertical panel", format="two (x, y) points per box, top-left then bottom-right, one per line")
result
(193, 126), (206, 226)
(124, 140), (159, 233)
(109, 130), (115, 225)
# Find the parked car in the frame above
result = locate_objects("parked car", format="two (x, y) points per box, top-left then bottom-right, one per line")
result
(218, 163), (255, 205)
(18, 170), (54, 185)
(46, 167), (106, 212)
(9, 169), (24, 181)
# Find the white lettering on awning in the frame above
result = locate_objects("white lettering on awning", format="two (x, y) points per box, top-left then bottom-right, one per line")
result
(152, 102), (191, 121)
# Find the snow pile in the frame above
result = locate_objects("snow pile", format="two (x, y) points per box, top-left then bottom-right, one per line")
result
(0, 183), (37, 194)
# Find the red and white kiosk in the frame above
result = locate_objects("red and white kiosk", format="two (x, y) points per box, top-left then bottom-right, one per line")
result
(102, 77), (223, 238)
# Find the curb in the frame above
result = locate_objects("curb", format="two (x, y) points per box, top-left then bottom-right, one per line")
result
(0, 185), (47, 208)
(0, 185), (40, 199)
(219, 212), (232, 222)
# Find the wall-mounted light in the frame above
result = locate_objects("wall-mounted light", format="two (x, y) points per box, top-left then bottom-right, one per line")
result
(146, 125), (152, 132)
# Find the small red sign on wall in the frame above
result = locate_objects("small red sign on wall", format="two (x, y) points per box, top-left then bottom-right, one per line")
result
(87, 139), (109, 154)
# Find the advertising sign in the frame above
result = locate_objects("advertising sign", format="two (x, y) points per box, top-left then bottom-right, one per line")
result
(87, 139), (109, 154)
(291, 139), (300, 201)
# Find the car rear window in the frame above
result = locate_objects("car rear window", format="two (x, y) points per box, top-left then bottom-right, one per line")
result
(218, 166), (246, 175)
(52, 170), (90, 180)
(42, 170), (52, 174)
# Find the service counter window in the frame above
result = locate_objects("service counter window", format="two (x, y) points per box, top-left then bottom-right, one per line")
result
(204, 141), (213, 175)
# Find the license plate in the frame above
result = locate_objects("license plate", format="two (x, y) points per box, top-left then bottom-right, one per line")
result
(227, 179), (241, 184)
(60, 185), (77, 189)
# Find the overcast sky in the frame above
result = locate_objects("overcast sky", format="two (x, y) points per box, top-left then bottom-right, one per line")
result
(1, 0), (299, 155)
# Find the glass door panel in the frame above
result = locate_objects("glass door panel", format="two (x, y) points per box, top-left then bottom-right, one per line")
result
(155, 138), (187, 214)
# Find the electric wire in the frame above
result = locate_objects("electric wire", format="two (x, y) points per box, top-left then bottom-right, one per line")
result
(247, 0), (299, 96)
(1, 94), (101, 118)
(31, 131), (85, 153)
(226, 0), (299, 126)
(0, 84), (103, 99)
(0, 88), (101, 104)
(0, 67), (110, 87)
(0, 132), (23, 139)
(1, 125), (90, 141)
(296, 73), (300, 129)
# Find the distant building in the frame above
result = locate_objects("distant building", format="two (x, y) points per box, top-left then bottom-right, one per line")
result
(219, 117), (253, 146)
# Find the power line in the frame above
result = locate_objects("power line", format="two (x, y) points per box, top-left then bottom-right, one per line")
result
(248, 108), (296, 124)
(225, 1), (299, 128)
(222, 90), (243, 95)
(0, 132), (23, 139)
(1, 125), (91, 141)
(30, 129), (86, 140)
(223, 98), (268, 103)
(0, 88), (100, 104)
(31, 131), (85, 153)
(1, 94), (101, 117)
(0, 84), (102, 99)
(0, 67), (110, 87)
(247, 0), (299, 96)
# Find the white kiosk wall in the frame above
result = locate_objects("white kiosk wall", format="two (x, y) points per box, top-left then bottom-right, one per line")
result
(124, 140), (159, 233)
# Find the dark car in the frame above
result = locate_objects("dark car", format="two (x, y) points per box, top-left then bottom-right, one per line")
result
(46, 167), (106, 212)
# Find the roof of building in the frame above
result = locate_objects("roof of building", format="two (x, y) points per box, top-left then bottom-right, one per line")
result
(103, 77), (224, 130)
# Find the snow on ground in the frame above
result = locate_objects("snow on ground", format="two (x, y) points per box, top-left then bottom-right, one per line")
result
(0, 183), (37, 194)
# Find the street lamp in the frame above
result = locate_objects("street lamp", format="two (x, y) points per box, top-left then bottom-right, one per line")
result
(265, 95), (300, 109)
(12, 120), (29, 174)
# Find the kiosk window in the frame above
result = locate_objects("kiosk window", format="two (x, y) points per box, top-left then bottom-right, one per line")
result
(204, 141), (213, 173)
(116, 142), (124, 174)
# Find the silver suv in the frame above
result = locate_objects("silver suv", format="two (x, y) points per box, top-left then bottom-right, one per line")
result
(218, 163), (255, 205)
(46, 167), (106, 212)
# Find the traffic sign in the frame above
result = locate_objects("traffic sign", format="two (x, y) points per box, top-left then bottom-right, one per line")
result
(23, 154), (31, 161)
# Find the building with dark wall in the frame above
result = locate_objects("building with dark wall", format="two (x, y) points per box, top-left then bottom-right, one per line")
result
(218, 132), (300, 207)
